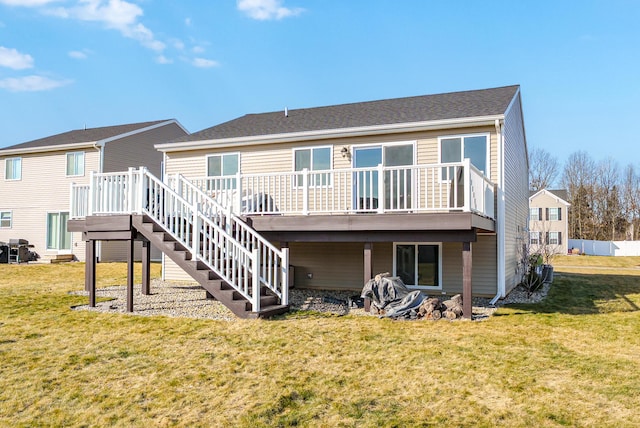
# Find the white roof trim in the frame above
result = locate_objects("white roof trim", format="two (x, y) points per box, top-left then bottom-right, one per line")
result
(156, 115), (505, 152)
(529, 189), (571, 206)
(0, 141), (99, 156)
(0, 119), (183, 156)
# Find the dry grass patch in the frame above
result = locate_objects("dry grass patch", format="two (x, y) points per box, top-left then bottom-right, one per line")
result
(1, 259), (640, 427)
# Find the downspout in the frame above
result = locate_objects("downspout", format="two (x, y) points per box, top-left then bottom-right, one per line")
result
(490, 119), (505, 305)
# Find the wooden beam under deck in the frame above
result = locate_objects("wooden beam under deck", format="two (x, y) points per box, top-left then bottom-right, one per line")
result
(246, 212), (495, 234)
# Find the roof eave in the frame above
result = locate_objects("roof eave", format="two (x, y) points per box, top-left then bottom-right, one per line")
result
(156, 115), (505, 152)
(0, 140), (101, 156)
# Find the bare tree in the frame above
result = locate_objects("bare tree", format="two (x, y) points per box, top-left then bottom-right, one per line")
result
(621, 164), (640, 240)
(562, 151), (596, 239)
(529, 147), (560, 191)
(593, 158), (621, 240)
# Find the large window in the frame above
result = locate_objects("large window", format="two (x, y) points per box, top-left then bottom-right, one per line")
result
(47, 212), (71, 251)
(66, 151), (85, 176)
(207, 153), (239, 189)
(440, 134), (488, 179)
(294, 146), (331, 186)
(5, 157), (21, 180)
(394, 243), (441, 289)
(0, 211), (11, 228)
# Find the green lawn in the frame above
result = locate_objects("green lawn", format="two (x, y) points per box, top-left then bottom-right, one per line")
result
(0, 259), (639, 427)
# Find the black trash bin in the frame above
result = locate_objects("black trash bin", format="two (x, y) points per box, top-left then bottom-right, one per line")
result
(0, 242), (8, 264)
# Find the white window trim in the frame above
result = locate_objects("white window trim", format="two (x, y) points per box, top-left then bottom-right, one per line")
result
(205, 152), (241, 175)
(530, 231), (541, 245)
(530, 207), (540, 221)
(292, 145), (334, 188)
(393, 242), (442, 291)
(548, 231), (560, 245)
(0, 210), (12, 228)
(5, 157), (22, 181)
(437, 133), (490, 178)
(548, 207), (560, 221)
(45, 211), (72, 253)
(65, 151), (85, 177)
(350, 140), (417, 168)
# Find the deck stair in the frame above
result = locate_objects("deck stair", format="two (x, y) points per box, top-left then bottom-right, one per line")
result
(71, 167), (289, 319)
(132, 215), (287, 318)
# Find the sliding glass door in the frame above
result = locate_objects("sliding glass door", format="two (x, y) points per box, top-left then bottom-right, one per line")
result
(47, 212), (71, 252)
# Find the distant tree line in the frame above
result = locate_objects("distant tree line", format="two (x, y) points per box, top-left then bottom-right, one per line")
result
(529, 148), (640, 241)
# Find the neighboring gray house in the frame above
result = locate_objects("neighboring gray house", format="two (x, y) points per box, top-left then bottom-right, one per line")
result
(0, 120), (188, 262)
(529, 189), (571, 256)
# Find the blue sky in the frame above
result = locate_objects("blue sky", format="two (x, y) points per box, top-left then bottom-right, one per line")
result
(1, 0), (639, 171)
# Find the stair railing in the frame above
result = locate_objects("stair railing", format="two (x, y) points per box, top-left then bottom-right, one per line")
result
(167, 173), (288, 306)
(137, 168), (282, 311)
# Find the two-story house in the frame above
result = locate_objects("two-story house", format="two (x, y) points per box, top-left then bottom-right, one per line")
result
(529, 189), (570, 257)
(69, 85), (529, 319)
(0, 120), (188, 262)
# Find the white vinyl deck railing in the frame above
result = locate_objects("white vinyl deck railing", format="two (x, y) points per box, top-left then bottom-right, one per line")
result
(70, 167), (289, 312)
(187, 159), (495, 219)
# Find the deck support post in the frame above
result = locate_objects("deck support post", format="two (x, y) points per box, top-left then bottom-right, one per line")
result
(364, 242), (372, 312)
(462, 241), (472, 319)
(142, 240), (151, 295)
(86, 239), (96, 307)
(127, 238), (134, 312)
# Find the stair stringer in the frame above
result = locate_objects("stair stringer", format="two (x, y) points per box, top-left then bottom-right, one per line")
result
(132, 215), (289, 319)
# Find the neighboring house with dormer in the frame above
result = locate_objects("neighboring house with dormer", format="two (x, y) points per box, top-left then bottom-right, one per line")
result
(0, 120), (188, 262)
(529, 189), (571, 257)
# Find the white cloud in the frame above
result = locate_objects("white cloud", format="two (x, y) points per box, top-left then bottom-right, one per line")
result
(68, 50), (88, 59)
(0, 46), (34, 69)
(156, 55), (172, 64)
(0, 75), (72, 91)
(0, 0), (60, 6)
(192, 45), (205, 54)
(192, 57), (218, 68)
(48, 0), (165, 52)
(184, 17), (191, 26)
(237, 0), (303, 20)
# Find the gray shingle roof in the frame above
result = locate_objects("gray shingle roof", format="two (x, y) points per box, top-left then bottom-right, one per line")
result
(530, 189), (569, 202)
(2, 120), (171, 151)
(175, 85), (520, 143)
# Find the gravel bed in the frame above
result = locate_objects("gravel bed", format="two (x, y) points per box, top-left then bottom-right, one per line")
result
(70, 279), (551, 321)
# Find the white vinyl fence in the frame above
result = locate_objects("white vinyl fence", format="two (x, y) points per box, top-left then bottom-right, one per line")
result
(568, 239), (640, 256)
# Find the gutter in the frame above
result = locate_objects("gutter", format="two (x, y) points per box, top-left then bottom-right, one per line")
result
(155, 115), (504, 152)
(0, 141), (98, 156)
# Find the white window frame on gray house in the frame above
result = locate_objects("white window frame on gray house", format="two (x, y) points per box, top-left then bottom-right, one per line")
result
(66, 151), (85, 177)
(393, 242), (442, 291)
(5, 157), (21, 181)
(0, 210), (12, 228)
(293, 145), (333, 187)
(438, 133), (490, 180)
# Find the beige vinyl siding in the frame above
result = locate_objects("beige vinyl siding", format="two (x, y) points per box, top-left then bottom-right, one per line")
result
(441, 235), (497, 297)
(287, 242), (392, 290)
(502, 92), (529, 294)
(0, 148), (100, 261)
(99, 241), (162, 262)
(529, 192), (569, 255)
(102, 122), (186, 176)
